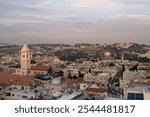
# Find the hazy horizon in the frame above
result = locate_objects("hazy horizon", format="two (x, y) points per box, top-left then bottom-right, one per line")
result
(0, 0), (150, 45)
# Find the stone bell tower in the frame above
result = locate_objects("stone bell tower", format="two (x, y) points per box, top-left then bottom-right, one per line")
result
(20, 43), (31, 75)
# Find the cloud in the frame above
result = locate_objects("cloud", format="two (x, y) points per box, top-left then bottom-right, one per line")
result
(70, 0), (149, 11)
(0, 0), (149, 23)
(0, 0), (150, 44)
(71, 0), (122, 9)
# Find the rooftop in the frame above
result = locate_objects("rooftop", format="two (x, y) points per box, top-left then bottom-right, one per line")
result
(58, 91), (82, 100)
(21, 43), (30, 51)
(0, 71), (34, 86)
(85, 87), (107, 93)
(30, 65), (49, 71)
(30, 65), (60, 72)
(61, 77), (83, 85)
(127, 86), (150, 93)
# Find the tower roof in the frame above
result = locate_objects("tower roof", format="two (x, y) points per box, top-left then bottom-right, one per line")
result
(21, 43), (30, 51)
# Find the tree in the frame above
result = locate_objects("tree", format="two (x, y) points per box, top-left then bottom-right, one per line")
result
(47, 66), (52, 74)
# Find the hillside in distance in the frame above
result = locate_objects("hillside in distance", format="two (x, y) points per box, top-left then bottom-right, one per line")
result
(52, 43), (150, 62)
(0, 43), (150, 62)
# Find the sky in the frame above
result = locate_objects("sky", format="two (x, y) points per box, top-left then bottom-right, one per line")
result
(0, 0), (150, 44)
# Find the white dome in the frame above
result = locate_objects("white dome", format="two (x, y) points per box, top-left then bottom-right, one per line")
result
(51, 77), (61, 84)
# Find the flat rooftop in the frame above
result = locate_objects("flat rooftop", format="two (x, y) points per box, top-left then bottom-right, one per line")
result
(127, 86), (150, 93)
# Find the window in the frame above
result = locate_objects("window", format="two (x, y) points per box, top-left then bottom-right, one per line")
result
(12, 94), (14, 96)
(6, 92), (11, 96)
(22, 95), (27, 98)
(22, 55), (25, 58)
(21, 86), (24, 90)
(128, 93), (144, 100)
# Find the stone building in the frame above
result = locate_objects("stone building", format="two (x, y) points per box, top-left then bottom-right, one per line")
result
(15, 43), (31, 76)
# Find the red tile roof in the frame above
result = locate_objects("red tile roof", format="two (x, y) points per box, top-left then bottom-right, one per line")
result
(30, 65), (60, 72)
(52, 68), (61, 72)
(85, 87), (107, 93)
(0, 72), (34, 86)
(30, 65), (49, 71)
(61, 77), (83, 85)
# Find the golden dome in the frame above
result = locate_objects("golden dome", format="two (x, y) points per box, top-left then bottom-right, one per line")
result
(103, 51), (112, 57)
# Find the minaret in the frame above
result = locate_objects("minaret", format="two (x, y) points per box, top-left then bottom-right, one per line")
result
(20, 43), (31, 75)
